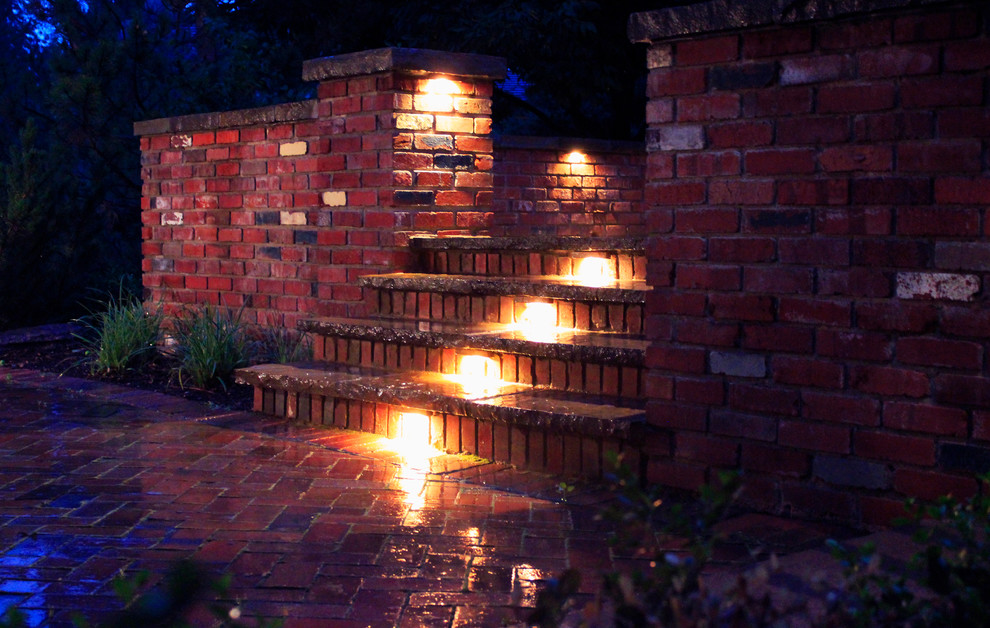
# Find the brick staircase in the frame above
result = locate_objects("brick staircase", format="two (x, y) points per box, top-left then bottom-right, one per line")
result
(235, 234), (650, 478)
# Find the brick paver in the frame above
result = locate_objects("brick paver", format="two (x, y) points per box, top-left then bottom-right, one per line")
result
(0, 367), (901, 627)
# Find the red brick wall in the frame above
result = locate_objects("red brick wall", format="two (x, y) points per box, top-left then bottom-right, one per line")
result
(136, 50), (648, 327)
(137, 50), (503, 327)
(491, 137), (646, 237)
(636, 1), (990, 524)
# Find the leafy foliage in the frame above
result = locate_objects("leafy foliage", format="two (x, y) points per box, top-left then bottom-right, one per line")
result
(73, 286), (164, 375)
(533, 465), (990, 628)
(531, 457), (785, 627)
(169, 304), (251, 391)
(825, 481), (990, 627)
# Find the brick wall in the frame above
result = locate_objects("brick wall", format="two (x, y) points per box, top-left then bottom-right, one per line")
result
(137, 49), (505, 326)
(491, 136), (646, 237)
(631, 0), (990, 525)
(135, 49), (648, 327)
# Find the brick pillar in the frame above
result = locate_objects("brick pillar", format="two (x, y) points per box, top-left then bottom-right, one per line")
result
(301, 48), (506, 317)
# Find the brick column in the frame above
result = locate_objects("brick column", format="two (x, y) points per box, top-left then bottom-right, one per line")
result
(302, 48), (506, 317)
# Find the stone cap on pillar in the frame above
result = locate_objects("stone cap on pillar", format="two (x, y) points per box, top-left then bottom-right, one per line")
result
(301, 47), (508, 82)
(628, 0), (957, 42)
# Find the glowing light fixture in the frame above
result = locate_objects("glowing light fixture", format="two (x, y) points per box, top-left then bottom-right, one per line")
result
(517, 302), (559, 342)
(446, 354), (503, 397)
(424, 78), (460, 94)
(385, 412), (441, 463)
(573, 256), (615, 287)
(564, 151), (586, 164)
(458, 355), (500, 380)
(420, 77), (461, 111)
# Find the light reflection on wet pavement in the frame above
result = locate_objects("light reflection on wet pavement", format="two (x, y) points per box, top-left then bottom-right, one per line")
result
(0, 369), (614, 627)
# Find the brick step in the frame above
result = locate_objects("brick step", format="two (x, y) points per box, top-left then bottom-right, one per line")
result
(234, 362), (648, 478)
(411, 234), (647, 281)
(300, 316), (647, 397)
(363, 273), (646, 333)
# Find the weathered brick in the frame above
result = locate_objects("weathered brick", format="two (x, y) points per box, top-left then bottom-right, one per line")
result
(813, 455), (891, 490)
(884, 402), (968, 437)
(779, 420), (850, 454)
(934, 375), (990, 408)
(802, 391), (881, 426)
(850, 365), (929, 398)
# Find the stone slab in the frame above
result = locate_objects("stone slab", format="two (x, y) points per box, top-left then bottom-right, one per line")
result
(360, 273), (648, 304)
(302, 47), (507, 82)
(299, 316), (647, 366)
(234, 362), (644, 437)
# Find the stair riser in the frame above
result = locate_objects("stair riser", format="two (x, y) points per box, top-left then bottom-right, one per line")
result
(420, 250), (646, 281)
(312, 338), (646, 398)
(255, 388), (643, 479)
(372, 290), (644, 334)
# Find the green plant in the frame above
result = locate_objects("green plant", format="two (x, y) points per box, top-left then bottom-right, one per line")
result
(251, 324), (312, 364)
(824, 477), (990, 628)
(531, 457), (783, 627)
(73, 288), (163, 375)
(169, 305), (250, 391)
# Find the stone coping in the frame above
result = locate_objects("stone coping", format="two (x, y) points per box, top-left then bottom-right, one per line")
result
(409, 234), (647, 252)
(299, 316), (647, 366)
(302, 47), (507, 82)
(628, 0), (956, 42)
(495, 134), (643, 154)
(235, 362), (644, 437)
(134, 99), (317, 136)
(361, 272), (649, 303)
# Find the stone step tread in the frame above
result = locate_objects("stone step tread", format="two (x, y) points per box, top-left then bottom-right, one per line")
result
(235, 362), (645, 437)
(300, 316), (647, 366)
(360, 273), (648, 303)
(409, 234), (647, 252)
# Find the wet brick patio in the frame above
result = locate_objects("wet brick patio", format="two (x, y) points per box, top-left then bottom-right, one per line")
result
(0, 367), (897, 627)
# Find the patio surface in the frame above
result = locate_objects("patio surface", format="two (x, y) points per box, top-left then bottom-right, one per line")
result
(0, 366), (911, 627)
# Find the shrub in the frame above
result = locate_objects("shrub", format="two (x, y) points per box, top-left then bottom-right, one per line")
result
(825, 480), (990, 627)
(73, 289), (163, 375)
(530, 459), (783, 627)
(169, 305), (250, 391)
(532, 460), (990, 628)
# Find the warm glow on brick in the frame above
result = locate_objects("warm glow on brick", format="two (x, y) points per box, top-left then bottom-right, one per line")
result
(458, 355), (500, 380)
(564, 151), (586, 164)
(574, 257), (615, 286)
(419, 78), (461, 112)
(517, 302), (559, 341)
(400, 412), (430, 442)
(423, 78), (460, 95)
(386, 412), (440, 462)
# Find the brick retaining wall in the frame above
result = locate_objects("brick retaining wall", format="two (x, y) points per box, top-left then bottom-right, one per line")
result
(631, 0), (990, 524)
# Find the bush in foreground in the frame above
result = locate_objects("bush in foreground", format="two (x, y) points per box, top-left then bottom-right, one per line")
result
(532, 458), (990, 628)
